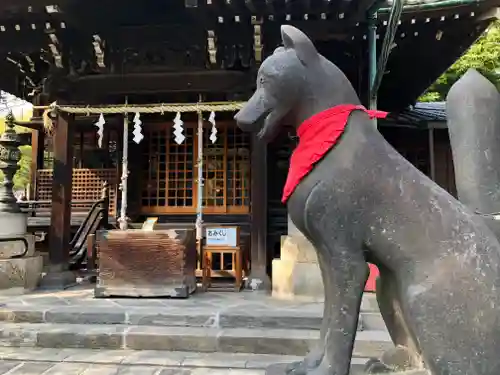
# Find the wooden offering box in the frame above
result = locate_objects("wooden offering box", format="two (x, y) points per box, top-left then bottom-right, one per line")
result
(94, 228), (196, 298)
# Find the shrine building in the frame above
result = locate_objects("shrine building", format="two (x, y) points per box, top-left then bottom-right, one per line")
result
(0, 0), (496, 286)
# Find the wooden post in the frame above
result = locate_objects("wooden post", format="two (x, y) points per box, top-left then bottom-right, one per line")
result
(86, 233), (96, 283)
(30, 94), (47, 200)
(47, 111), (75, 283)
(429, 126), (436, 181)
(100, 181), (109, 229)
(30, 130), (44, 199)
(249, 133), (270, 290)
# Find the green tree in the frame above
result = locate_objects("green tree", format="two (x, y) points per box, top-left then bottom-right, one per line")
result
(419, 20), (500, 102)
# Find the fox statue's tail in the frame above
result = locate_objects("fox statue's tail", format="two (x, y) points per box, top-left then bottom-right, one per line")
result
(446, 69), (500, 239)
(367, 70), (500, 375)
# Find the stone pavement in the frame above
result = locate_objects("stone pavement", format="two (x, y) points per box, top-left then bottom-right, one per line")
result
(0, 348), (429, 375)
(0, 284), (382, 330)
(0, 347), (302, 374)
(0, 360), (265, 374)
(0, 286), (391, 373)
(0, 347), (382, 374)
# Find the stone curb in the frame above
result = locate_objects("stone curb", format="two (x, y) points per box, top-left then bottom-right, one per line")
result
(0, 323), (393, 358)
(0, 348), (372, 374)
(0, 348), (371, 370)
(0, 307), (323, 331)
(0, 360), (384, 375)
(0, 306), (382, 332)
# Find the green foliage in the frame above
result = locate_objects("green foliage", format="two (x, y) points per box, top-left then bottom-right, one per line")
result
(419, 20), (500, 102)
(0, 114), (33, 191)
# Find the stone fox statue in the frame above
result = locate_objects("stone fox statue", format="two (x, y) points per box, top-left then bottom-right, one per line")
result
(235, 25), (500, 375)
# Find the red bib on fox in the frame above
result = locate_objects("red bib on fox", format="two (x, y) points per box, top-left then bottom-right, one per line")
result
(282, 105), (388, 203)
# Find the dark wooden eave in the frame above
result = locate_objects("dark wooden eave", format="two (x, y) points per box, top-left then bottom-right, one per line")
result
(0, 0), (70, 20)
(0, 0), (498, 111)
(377, 5), (495, 109)
(65, 71), (254, 99)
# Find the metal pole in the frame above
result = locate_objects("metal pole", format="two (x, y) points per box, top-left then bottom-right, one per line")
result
(196, 108), (204, 240)
(196, 100), (205, 289)
(371, 0), (403, 97)
(118, 97), (129, 230)
(368, 12), (378, 128)
(195, 98), (204, 263)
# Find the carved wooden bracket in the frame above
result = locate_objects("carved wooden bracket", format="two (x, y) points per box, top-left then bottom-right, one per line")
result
(207, 30), (217, 65)
(48, 33), (63, 68)
(93, 34), (106, 69)
(252, 17), (262, 64)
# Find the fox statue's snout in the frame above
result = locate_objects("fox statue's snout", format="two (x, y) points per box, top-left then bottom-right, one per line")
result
(235, 26), (317, 142)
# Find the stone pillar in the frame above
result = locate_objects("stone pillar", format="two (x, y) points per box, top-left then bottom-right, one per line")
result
(272, 215), (324, 301)
(0, 112), (43, 293)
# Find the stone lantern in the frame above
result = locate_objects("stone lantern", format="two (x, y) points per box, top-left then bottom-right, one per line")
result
(0, 111), (26, 235)
(0, 111), (42, 293)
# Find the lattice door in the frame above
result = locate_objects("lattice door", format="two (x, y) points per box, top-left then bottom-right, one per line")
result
(141, 125), (196, 213)
(36, 169), (117, 214)
(203, 127), (226, 211)
(226, 126), (250, 213)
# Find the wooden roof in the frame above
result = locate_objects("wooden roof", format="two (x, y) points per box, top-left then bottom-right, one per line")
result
(0, 0), (497, 111)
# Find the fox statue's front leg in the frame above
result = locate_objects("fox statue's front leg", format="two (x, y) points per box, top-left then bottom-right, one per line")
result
(284, 250), (333, 374)
(365, 269), (424, 374)
(290, 181), (368, 375)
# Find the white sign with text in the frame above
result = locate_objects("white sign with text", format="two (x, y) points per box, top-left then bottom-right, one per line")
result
(205, 227), (238, 247)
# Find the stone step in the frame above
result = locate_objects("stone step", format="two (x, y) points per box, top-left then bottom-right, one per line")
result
(0, 348), (371, 375)
(0, 323), (393, 359)
(361, 312), (387, 331)
(0, 303), (383, 332)
(361, 292), (379, 312)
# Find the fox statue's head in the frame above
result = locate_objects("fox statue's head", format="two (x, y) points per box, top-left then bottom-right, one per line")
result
(235, 25), (359, 142)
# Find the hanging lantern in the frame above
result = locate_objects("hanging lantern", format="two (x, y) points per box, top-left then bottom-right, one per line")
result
(132, 112), (144, 144)
(173, 112), (185, 145)
(209, 111), (217, 144)
(94, 113), (105, 148)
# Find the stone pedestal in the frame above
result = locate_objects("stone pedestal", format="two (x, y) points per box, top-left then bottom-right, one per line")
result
(0, 213), (27, 236)
(0, 233), (43, 293)
(272, 217), (324, 301)
(0, 256), (43, 293)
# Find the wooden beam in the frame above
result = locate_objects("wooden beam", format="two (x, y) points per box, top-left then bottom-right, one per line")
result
(245, 0), (257, 13)
(249, 133), (270, 290)
(67, 71), (253, 98)
(48, 111), (74, 270)
(13, 119), (44, 130)
(0, 0), (67, 13)
(265, 0), (275, 13)
(30, 129), (44, 199)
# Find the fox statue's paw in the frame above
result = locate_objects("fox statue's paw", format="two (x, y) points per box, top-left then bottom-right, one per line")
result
(266, 348), (324, 375)
(284, 349), (323, 375)
(364, 345), (425, 374)
(364, 359), (393, 374)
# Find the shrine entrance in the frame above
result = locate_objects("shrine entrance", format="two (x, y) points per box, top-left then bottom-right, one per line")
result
(139, 122), (251, 215)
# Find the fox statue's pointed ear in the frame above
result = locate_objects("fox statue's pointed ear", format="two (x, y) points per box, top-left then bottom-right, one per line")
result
(281, 25), (319, 66)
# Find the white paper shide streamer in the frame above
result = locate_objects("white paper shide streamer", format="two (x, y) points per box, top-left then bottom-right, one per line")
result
(132, 112), (144, 144)
(209, 111), (217, 144)
(94, 113), (105, 148)
(173, 112), (185, 145)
